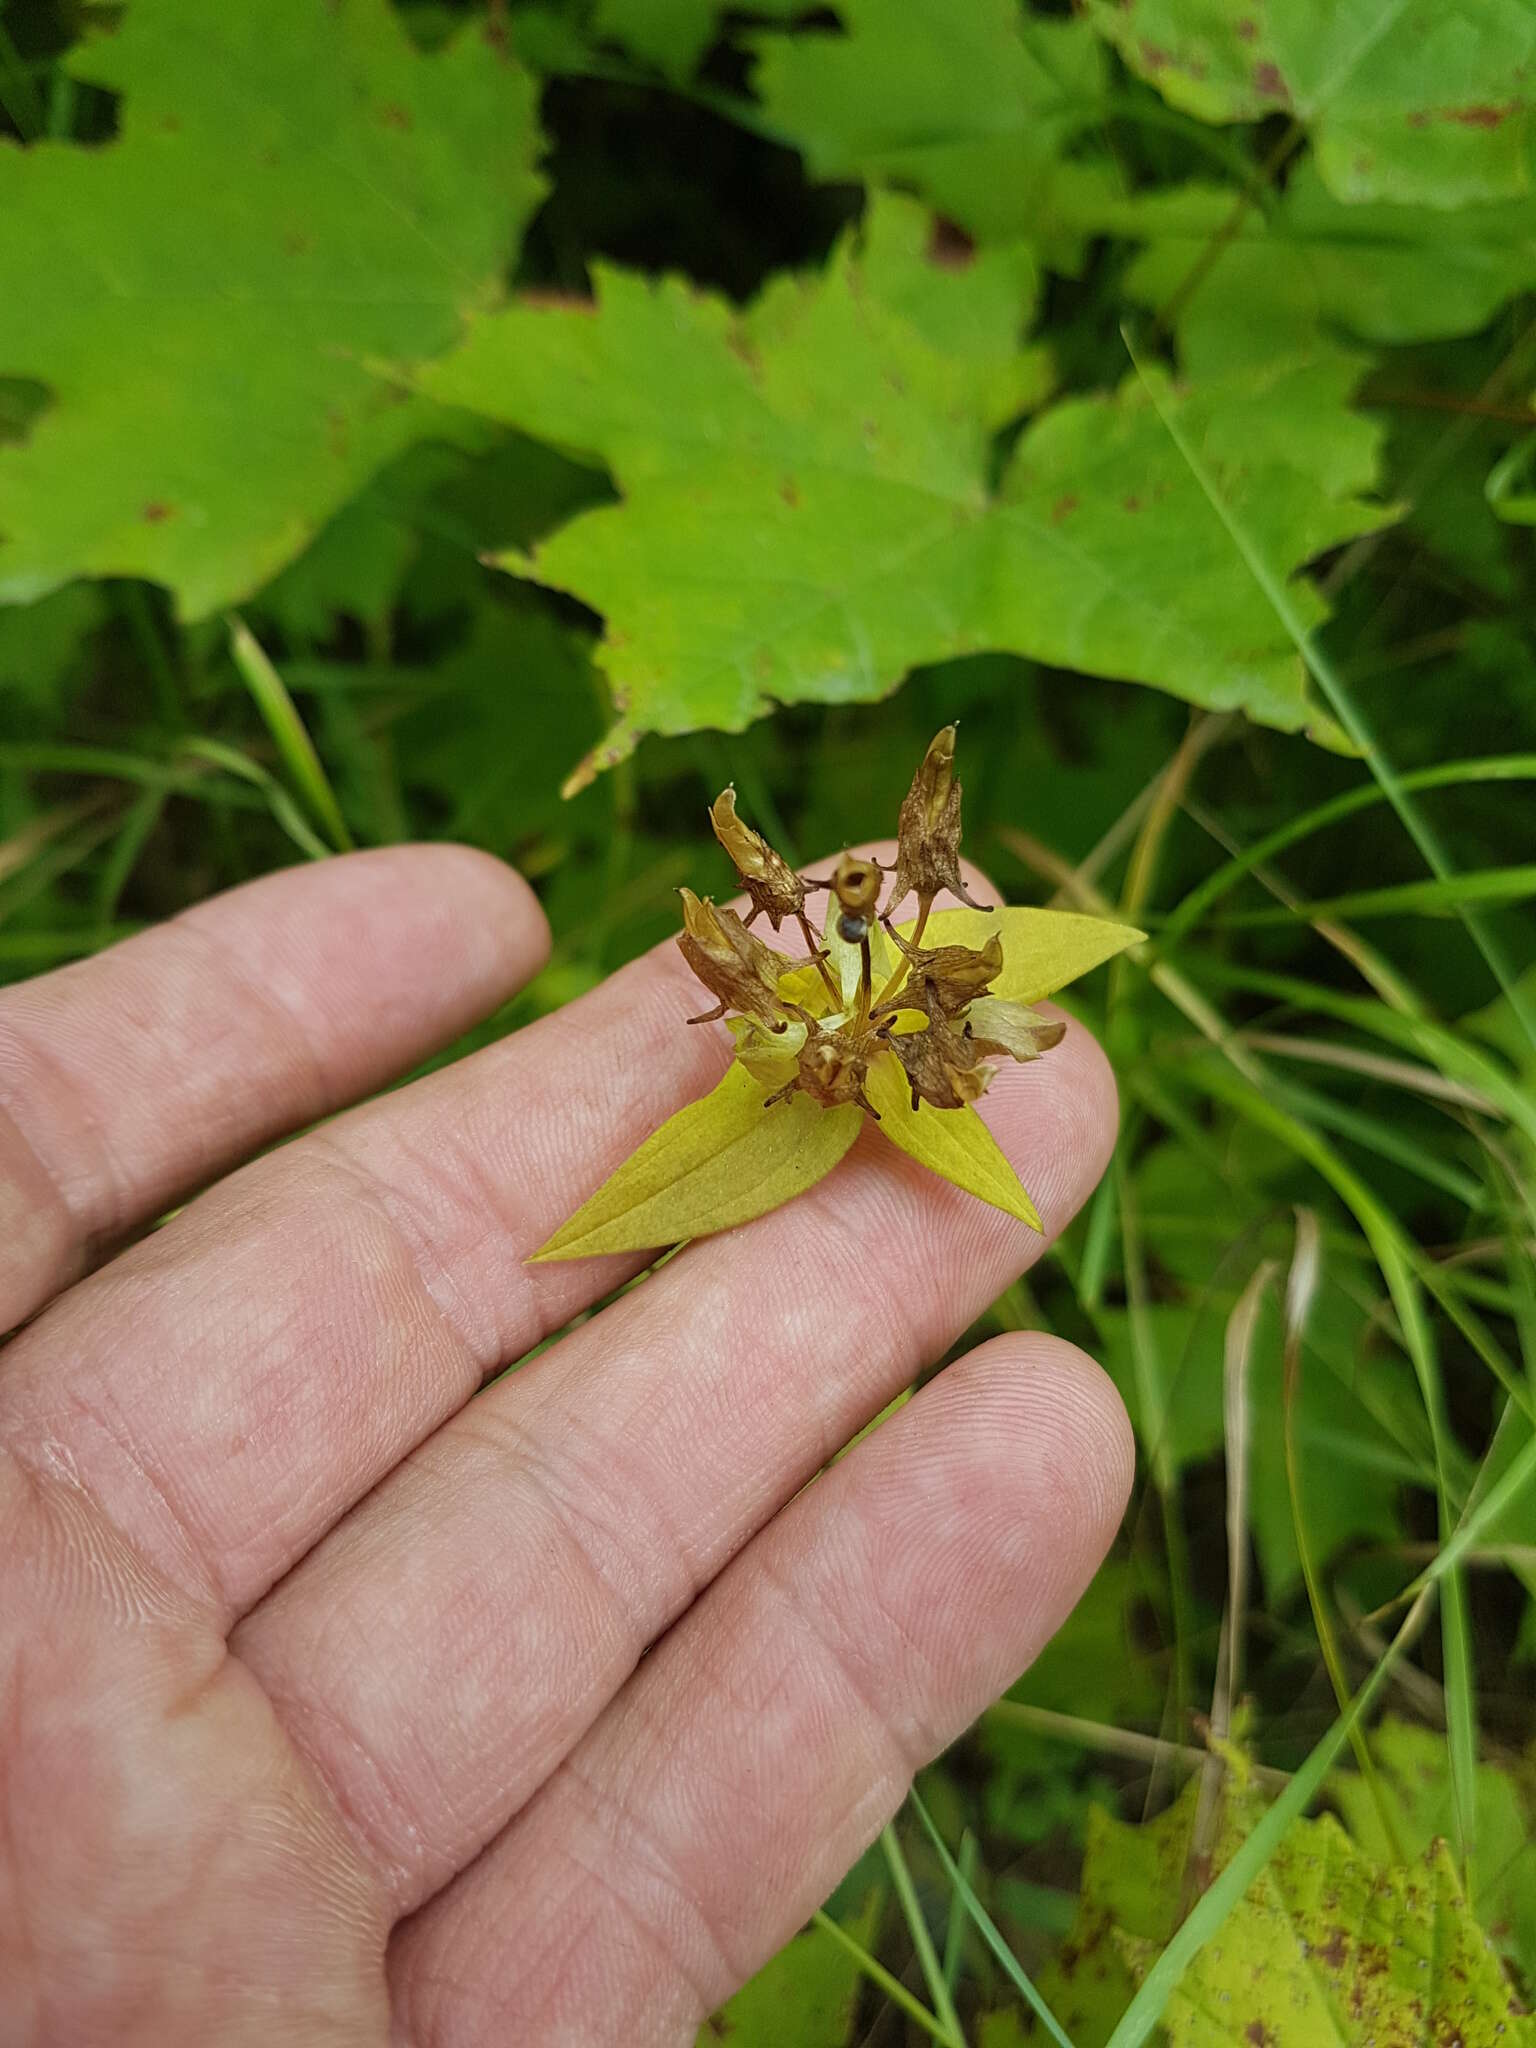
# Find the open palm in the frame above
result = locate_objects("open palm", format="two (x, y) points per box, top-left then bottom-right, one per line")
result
(0, 842), (1131, 2047)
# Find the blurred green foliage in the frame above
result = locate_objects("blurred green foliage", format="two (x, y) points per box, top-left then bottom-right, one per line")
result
(3, 0), (1536, 2040)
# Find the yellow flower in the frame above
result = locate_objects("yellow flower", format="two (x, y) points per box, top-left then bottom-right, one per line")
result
(533, 732), (1143, 1262)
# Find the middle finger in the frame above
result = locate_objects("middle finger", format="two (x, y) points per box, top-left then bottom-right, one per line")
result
(232, 1013), (1117, 1916)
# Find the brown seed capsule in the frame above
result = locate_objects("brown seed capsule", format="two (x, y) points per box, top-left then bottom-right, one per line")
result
(886, 1012), (991, 1112)
(887, 725), (988, 922)
(766, 1009), (879, 1117)
(879, 928), (1003, 1017)
(676, 888), (793, 1028)
(709, 788), (806, 932)
(817, 849), (882, 945)
(965, 997), (1067, 1063)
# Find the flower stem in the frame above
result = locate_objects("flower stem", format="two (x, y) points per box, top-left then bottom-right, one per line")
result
(872, 900), (930, 1014)
(796, 908), (845, 1006)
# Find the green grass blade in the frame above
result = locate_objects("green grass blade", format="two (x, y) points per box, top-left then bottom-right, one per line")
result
(809, 1910), (960, 2048)
(909, 1789), (1076, 2048)
(227, 614), (354, 853)
(1127, 329), (1536, 1056)
(1157, 756), (1536, 950)
(880, 1822), (966, 2048)
(1203, 865), (1536, 927)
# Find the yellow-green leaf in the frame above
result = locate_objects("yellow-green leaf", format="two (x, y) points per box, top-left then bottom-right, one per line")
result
(900, 906), (1143, 1004)
(532, 1062), (862, 1260)
(865, 1052), (1043, 1230)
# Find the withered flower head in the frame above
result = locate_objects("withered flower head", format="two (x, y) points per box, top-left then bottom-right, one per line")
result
(886, 1012), (991, 1112)
(878, 928), (1003, 1017)
(965, 997), (1067, 1064)
(827, 851), (884, 944)
(768, 1009), (878, 1117)
(887, 724), (988, 921)
(709, 788), (806, 932)
(676, 887), (793, 1029)
(534, 720), (1147, 1266)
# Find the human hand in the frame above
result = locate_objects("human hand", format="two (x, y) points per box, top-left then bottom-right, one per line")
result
(0, 844), (1131, 2047)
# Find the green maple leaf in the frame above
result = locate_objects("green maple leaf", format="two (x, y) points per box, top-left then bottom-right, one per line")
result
(750, 0), (1109, 250)
(1081, 0), (1536, 210)
(0, 0), (543, 618)
(1109, 164), (1536, 357)
(419, 193), (1391, 787)
(591, 0), (804, 82)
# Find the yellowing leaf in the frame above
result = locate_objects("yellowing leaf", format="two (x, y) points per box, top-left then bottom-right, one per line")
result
(865, 1053), (1042, 1230)
(900, 907), (1143, 1004)
(531, 1062), (861, 1261)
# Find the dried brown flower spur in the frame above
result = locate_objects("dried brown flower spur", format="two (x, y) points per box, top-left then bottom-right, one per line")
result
(535, 728), (1142, 1260)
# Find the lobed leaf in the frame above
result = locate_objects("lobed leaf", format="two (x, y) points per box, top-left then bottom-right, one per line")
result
(0, 0), (543, 617)
(532, 1062), (861, 1261)
(419, 194), (1393, 785)
(1082, 0), (1536, 210)
(865, 1053), (1043, 1230)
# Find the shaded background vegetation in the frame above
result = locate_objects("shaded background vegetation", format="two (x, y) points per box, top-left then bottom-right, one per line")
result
(2, 0), (1535, 2040)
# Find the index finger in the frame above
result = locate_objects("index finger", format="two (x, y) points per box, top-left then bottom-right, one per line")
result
(0, 844), (549, 1332)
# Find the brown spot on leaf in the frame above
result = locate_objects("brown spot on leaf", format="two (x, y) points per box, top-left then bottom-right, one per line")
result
(1122, 493), (1141, 513)
(1245, 2025), (1274, 2048)
(1051, 493), (1079, 523)
(780, 479), (800, 508)
(1139, 39), (1171, 70)
(1315, 1927), (1349, 1968)
(1408, 110), (1430, 128)
(141, 501), (174, 524)
(1236, 17), (1257, 40)
(725, 328), (761, 376)
(1446, 101), (1515, 128)
(1254, 60), (1288, 98)
(160, 113), (180, 133)
(379, 102), (412, 132)
(927, 216), (976, 269)
(285, 229), (314, 256)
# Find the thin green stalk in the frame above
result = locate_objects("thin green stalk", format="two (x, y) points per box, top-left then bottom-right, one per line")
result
(810, 1910), (960, 2048)
(1202, 865), (1536, 927)
(1127, 328), (1536, 1056)
(909, 1790), (1076, 2048)
(881, 1823), (965, 2048)
(1280, 1209), (1405, 1858)
(942, 1830), (979, 1997)
(1181, 1058), (1478, 1881)
(226, 614), (353, 852)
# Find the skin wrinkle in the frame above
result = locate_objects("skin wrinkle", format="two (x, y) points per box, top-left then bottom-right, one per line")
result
(0, 1007), (132, 1252)
(552, 1753), (735, 2029)
(301, 1128), (506, 1380)
(170, 909), (342, 1127)
(392, 1339), (1129, 2044)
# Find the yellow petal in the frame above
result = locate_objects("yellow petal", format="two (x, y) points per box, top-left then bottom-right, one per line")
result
(531, 1063), (862, 1261)
(866, 1051), (1043, 1231)
(898, 906), (1143, 1004)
